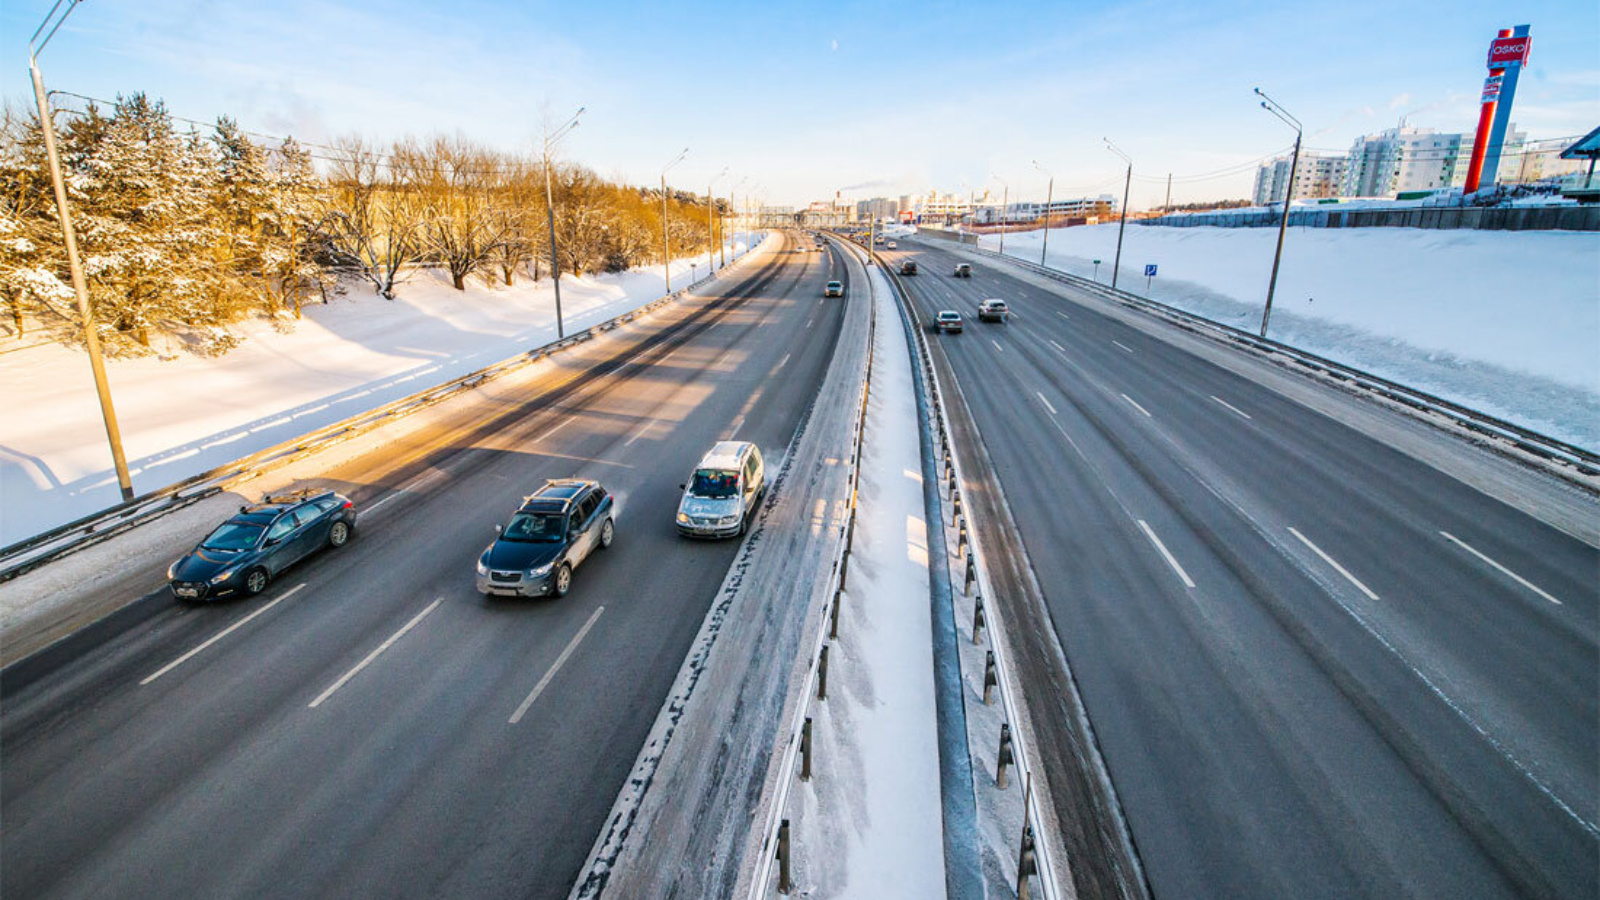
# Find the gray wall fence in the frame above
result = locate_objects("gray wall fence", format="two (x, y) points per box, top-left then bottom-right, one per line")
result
(1137, 204), (1600, 232)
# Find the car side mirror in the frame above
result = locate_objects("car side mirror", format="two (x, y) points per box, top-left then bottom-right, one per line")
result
(263, 537), (280, 548)
(494, 524), (503, 534)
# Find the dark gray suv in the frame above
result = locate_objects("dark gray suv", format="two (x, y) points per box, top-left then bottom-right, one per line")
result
(168, 488), (357, 600)
(477, 479), (616, 598)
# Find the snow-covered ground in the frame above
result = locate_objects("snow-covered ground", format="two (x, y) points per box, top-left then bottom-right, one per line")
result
(977, 225), (1600, 450)
(0, 239), (761, 546)
(786, 263), (947, 899)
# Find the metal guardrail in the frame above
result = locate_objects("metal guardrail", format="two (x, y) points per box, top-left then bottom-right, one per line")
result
(0, 240), (769, 583)
(956, 242), (1599, 481)
(879, 251), (1068, 900)
(744, 234), (877, 899)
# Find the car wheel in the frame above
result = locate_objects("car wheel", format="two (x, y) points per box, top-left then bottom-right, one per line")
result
(553, 563), (573, 598)
(244, 567), (270, 596)
(599, 518), (615, 549)
(329, 521), (351, 548)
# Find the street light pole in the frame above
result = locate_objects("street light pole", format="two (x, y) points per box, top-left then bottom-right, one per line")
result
(1255, 87), (1302, 339)
(660, 148), (688, 292)
(1105, 138), (1132, 291)
(991, 175), (1009, 256)
(542, 106), (585, 338)
(30, 1), (133, 501)
(1031, 160), (1053, 268)
(707, 166), (727, 274)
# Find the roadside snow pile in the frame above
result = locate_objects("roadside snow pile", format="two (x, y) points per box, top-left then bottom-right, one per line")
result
(980, 225), (1600, 451)
(0, 239), (761, 545)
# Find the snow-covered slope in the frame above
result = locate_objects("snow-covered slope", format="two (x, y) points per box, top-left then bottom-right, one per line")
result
(978, 225), (1599, 451)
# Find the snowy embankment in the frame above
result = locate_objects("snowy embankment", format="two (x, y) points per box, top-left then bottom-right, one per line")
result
(0, 239), (761, 546)
(785, 261), (948, 899)
(978, 225), (1600, 451)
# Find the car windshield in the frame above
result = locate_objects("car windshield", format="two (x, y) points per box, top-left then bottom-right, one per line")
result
(201, 521), (265, 551)
(502, 512), (565, 543)
(689, 469), (739, 499)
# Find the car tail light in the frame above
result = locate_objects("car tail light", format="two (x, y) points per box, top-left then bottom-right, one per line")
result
(342, 500), (353, 509)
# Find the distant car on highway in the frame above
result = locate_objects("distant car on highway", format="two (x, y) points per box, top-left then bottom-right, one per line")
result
(168, 488), (356, 600)
(824, 280), (844, 297)
(978, 299), (1010, 323)
(935, 311), (964, 334)
(953, 263), (972, 278)
(874, 235), (885, 245)
(886, 241), (898, 250)
(477, 479), (614, 598)
(900, 260), (918, 276)
(677, 441), (766, 538)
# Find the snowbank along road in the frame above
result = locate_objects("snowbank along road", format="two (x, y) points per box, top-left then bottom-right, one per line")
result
(883, 237), (1598, 900)
(0, 231), (856, 900)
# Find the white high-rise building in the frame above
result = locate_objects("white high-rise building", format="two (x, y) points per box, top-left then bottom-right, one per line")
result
(1252, 153), (1349, 205)
(1342, 126), (1482, 197)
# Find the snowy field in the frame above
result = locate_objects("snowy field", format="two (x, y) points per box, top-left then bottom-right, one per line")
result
(977, 225), (1600, 451)
(0, 240), (760, 546)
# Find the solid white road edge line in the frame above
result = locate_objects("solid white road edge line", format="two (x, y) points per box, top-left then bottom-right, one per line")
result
(1289, 527), (1380, 601)
(1035, 391), (1058, 416)
(1137, 520), (1196, 589)
(141, 583), (306, 686)
(509, 605), (606, 724)
(1121, 394), (1152, 418)
(1210, 395), (1253, 420)
(1111, 340), (1134, 354)
(1440, 531), (1563, 605)
(308, 598), (442, 708)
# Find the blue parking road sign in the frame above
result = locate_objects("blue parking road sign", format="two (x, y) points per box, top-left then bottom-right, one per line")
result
(1144, 264), (1158, 277)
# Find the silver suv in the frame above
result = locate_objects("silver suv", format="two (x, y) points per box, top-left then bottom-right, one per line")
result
(677, 441), (766, 538)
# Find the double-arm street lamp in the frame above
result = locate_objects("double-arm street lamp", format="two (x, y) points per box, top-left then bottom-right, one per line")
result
(660, 148), (688, 292)
(543, 106), (584, 338)
(1104, 138), (1133, 291)
(1255, 87), (1302, 339)
(30, 0), (133, 500)
(1031, 160), (1053, 267)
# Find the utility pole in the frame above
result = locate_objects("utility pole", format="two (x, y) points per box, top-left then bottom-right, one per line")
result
(1164, 173), (1172, 214)
(1105, 138), (1132, 290)
(660, 148), (688, 292)
(707, 167), (727, 275)
(991, 175), (1009, 256)
(1031, 161), (1053, 267)
(1255, 88), (1302, 339)
(542, 107), (585, 338)
(30, 1), (133, 501)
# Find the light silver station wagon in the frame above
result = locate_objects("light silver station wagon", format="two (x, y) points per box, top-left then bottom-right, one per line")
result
(676, 441), (766, 538)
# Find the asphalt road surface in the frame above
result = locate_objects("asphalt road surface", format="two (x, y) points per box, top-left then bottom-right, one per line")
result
(0, 232), (852, 900)
(884, 239), (1597, 900)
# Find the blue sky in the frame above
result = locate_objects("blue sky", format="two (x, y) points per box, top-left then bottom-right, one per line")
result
(5, 0), (1597, 208)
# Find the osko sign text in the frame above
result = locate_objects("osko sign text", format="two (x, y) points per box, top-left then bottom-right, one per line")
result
(1487, 37), (1531, 68)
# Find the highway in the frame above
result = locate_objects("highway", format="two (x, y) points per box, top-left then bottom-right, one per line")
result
(0, 232), (852, 900)
(882, 238), (1598, 900)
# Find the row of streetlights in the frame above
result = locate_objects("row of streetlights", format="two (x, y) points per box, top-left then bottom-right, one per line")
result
(658, 151), (755, 294)
(991, 89), (1299, 337)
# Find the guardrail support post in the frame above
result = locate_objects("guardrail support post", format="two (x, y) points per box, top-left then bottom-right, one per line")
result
(983, 650), (998, 704)
(830, 589), (842, 639)
(997, 722), (1015, 788)
(817, 645), (829, 701)
(972, 596), (985, 644)
(1017, 818), (1039, 900)
(800, 717), (813, 781)
(965, 555), (977, 595)
(958, 522), (969, 557)
(778, 818), (793, 894)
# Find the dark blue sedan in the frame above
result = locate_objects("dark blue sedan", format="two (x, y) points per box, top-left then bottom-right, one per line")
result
(168, 488), (357, 600)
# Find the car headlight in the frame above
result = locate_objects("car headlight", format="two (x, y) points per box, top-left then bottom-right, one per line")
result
(530, 562), (554, 577)
(676, 512), (691, 524)
(209, 567), (237, 585)
(167, 560), (179, 580)
(720, 515), (741, 526)
(476, 557), (489, 577)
